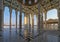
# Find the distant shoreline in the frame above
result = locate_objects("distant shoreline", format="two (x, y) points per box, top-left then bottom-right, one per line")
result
(3, 25), (37, 26)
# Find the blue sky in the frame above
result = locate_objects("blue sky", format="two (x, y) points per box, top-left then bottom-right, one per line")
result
(47, 9), (58, 20)
(4, 7), (58, 25)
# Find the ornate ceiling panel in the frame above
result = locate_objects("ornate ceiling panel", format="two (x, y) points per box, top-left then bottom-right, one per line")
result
(4, 0), (59, 14)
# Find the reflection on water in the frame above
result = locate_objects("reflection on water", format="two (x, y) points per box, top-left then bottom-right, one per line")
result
(0, 26), (60, 42)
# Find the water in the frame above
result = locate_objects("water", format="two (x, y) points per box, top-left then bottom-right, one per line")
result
(0, 26), (60, 42)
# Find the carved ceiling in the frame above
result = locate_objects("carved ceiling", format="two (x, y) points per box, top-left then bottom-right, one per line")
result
(4, 0), (59, 14)
(17, 0), (39, 6)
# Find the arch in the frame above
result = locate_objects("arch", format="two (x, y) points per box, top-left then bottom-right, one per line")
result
(47, 9), (58, 20)
(22, 13), (24, 27)
(11, 9), (16, 28)
(4, 6), (10, 28)
(47, 9), (58, 30)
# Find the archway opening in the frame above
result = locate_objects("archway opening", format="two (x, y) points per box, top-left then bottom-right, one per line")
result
(22, 13), (24, 28)
(11, 9), (16, 29)
(4, 6), (10, 28)
(47, 9), (58, 30)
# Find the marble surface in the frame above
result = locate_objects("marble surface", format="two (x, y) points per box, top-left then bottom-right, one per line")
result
(0, 27), (60, 42)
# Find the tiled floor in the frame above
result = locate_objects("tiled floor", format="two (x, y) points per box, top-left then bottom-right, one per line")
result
(0, 27), (60, 42)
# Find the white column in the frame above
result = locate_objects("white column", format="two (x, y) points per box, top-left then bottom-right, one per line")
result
(24, 14), (28, 28)
(9, 7), (12, 31)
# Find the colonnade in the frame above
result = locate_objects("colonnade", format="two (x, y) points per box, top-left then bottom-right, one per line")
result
(46, 23), (58, 30)
(0, 0), (60, 33)
(8, 7), (18, 31)
(18, 4), (44, 35)
(0, 0), (19, 31)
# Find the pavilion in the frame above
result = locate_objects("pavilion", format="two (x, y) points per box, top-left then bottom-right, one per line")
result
(0, 0), (60, 31)
(0, 0), (60, 42)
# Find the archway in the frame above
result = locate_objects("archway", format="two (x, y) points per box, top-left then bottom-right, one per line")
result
(11, 9), (16, 28)
(47, 9), (58, 30)
(4, 6), (10, 28)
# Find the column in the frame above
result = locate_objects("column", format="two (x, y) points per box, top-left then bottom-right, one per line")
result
(40, 12), (43, 30)
(38, 3), (40, 34)
(44, 12), (47, 30)
(50, 24), (51, 30)
(9, 7), (12, 31)
(28, 14), (30, 28)
(28, 14), (31, 35)
(58, 1), (60, 41)
(19, 4), (22, 35)
(58, 1), (60, 30)
(38, 3), (43, 34)
(19, 5), (22, 28)
(47, 24), (48, 29)
(24, 13), (29, 37)
(0, 0), (3, 38)
(31, 14), (34, 28)
(31, 14), (34, 36)
(49, 24), (50, 30)
(48, 23), (51, 30)
(0, 0), (3, 30)
(29, 14), (32, 35)
(24, 14), (28, 28)
(2, 0), (5, 28)
(54, 23), (56, 30)
(15, 10), (18, 29)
